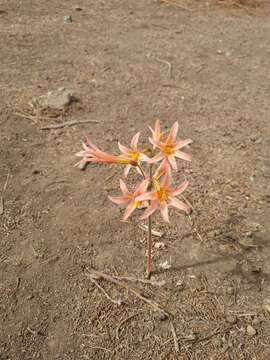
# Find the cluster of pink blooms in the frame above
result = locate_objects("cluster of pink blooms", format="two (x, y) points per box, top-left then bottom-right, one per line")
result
(76, 120), (192, 223)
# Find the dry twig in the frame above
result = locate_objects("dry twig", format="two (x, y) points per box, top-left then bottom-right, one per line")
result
(116, 312), (142, 339)
(0, 172), (10, 215)
(170, 321), (180, 353)
(41, 119), (99, 130)
(139, 224), (163, 238)
(0, 197), (4, 215)
(14, 111), (55, 123)
(87, 269), (170, 317)
(114, 274), (165, 287)
(88, 346), (112, 353)
(90, 276), (122, 306)
(160, 0), (190, 11)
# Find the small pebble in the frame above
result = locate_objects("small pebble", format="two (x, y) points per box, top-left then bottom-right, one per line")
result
(246, 325), (256, 337)
(262, 303), (270, 314)
(226, 314), (237, 324)
(155, 242), (165, 249)
(64, 15), (72, 23)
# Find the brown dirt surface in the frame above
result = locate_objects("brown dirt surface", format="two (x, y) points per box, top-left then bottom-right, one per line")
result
(1, 0), (270, 359)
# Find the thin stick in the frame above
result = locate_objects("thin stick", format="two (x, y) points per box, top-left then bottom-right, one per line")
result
(88, 346), (112, 353)
(40, 119), (99, 130)
(90, 276), (122, 306)
(3, 172), (10, 192)
(14, 111), (55, 122)
(139, 224), (163, 238)
(116, 312), (141, 339)
(87, 269), (170, 317)
(113, 274), (165, 287)
(0, 197), (4, 215)
(146, 164), (153, 279)
(170, 321), (180, 353)
(160, 0), (190, 11)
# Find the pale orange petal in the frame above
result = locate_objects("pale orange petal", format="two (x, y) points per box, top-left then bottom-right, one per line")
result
(160, 201), (169, 222)
(149, 137), (162, 148)
(174, 139), (192, 150)
(166, 121), (178, 144)
(148, 152), (164, 164)
(171, 180), (189, 196)
(155, 119), (161, 135)
(140, 200), (158, 220)
(154, 159), (171, 179)
(124, 164), (132, 177)
(169, 197), (190, 214)
(123, 202), (137, 220)
(119, 179), (130, 196)
(108, 195), (130, 205)
(131, 132), (140, 150)
(161, 170), (171, 188)
(136, 192), (155, 202)
(168, 155), (178, 171)
(134, 179), (149, 196)
(174, 150), (192, 162)
(85, 137), (99, 150)
(118, 142), (132, 155)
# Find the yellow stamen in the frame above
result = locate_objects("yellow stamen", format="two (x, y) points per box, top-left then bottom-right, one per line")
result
(131, 151), (140, 162)
(163, 144), (174, 155)
(118, 158), (137, 166)
(157, 188), (168, 201)
(133, 200), (142, 207)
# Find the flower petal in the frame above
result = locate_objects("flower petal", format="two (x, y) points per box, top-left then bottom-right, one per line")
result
(119, 179), (130, 196)
(139, 153), (150, 162)
(136, 192), (155, 202)
(118, 142), (132, 155)
(154, 159), (171, 179)
(171, 180), (189, 196)
(108, 195), (130, 205)
(169, 197), (190, 214)
(123, 202), (137, 220)
(160, 201), (169, 222)
(154, 119), (161, 135)
(134, 179), (149, 196)
(131, 132), (140, 150)
(124, 164), (132, 177)
(166, 121), (178, 144)
(174, 150), (192, 162)
(168, 155), (178, 171)
(174, 139), (193, 150)
(140, 200), (158, 220)
(148, 152), (164, 164)
(85, 137), (99, 150)
(149, 137), (162, 149)
(161, 169), (171, 188)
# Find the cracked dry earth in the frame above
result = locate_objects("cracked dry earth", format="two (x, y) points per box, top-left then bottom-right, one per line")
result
(0, 0), (270, 359)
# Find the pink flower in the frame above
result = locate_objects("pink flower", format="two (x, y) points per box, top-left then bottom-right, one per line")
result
(149, 119), (166, 148)
(76, 137), (135, 166)
(109, 179), (149, 221)
(136, 172), (190, 222)
(118, 132), (149, 177)
(148, 121), (192, 171)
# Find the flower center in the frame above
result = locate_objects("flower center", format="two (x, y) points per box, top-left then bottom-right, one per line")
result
(163, 144), (174, 155)
(133, 200), (142, 207)
(157, 188), (168, 201)
(131, 151), (140, 162)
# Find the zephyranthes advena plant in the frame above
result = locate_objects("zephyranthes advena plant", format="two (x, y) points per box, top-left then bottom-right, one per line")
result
(76, 120), (192, 278)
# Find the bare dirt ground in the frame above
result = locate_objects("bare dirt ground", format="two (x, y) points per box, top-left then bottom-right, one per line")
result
(1, 0), (270, 359)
